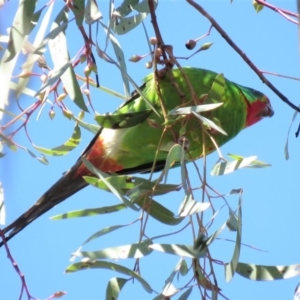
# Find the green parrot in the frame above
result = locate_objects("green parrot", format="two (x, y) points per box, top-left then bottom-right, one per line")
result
(0, 67), (273, 246)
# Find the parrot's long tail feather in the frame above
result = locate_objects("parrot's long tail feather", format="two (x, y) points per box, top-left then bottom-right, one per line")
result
(0, 161), (87, 247)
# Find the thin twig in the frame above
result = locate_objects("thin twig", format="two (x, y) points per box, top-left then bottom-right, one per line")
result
(186, 0), (300, 113)
(0, 230), (36, 300)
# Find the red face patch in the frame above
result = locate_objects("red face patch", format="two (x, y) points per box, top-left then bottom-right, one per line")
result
(245, 97), (274, 127)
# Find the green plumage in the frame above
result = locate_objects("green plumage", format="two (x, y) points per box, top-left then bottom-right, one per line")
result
(0, 67), (272, 246)
(100, 67), (269, 171)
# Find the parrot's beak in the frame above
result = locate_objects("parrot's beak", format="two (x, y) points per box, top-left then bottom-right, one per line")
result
(264, 102), (274, 118)
(258, 99), (274, 118)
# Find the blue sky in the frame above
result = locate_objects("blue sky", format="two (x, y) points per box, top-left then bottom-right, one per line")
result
(1, 1), (300, 299)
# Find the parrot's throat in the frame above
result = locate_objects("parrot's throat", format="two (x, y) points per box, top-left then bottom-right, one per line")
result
(73, 136), (123, 178)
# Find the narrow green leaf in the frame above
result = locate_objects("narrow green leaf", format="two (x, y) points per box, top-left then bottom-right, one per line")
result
(70, 114), (99, 134)
(77, 75), (127, 100)
(105, 277), (127, 300)
(34, 123), (81, 156)
(35, 61), (72, 96)
(22, 147), (49, 165)
(179, 259), (188, 276)
(168, 103), (223, 115)
(211, 156), (257, 176)
(135, 196), (184, 225)
(101, 21), (130, 97)
(112, 13), (148, 35)
(66, 260), (152, 293)
(177, 288), (193, 300)
(84, 175), (180, 196)
(4, 0), (37, 62)
(164, 144), (184, 183)
(17, 2), (54, 98)
(48, 8), (88, 112)
(0, 132), (17, 151)
(192, 110), (227, 135)
(72, 240), (153, 260)
(9, 81), (36, 97)
(179, 198), (210, 217)
(50, 204), (126, 220)
(85, 0), (102, 24)
(95, 110), (151, 129)
(115, 0), (138, 17)
(206, 73), (225, 103)
(150, 243), (206, 258)
(227, 153), (271, 168)
(225, 192), (243, 282)
(158, 258), (183, 298)
(82, 158), (139, 211)
(75, 224), (132, 254)
(133, 0), (158, 13)
(205, 221), (227, 247)
(70, 0), (85, 27)
(236, 262), (300, 281)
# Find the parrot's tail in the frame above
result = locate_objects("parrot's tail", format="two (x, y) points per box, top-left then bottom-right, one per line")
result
(0, 161), (88, 248)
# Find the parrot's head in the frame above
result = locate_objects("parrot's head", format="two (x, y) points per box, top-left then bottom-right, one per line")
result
(237, 85), (274, 128)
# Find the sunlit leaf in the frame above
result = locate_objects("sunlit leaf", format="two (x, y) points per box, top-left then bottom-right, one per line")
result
(17, 2), (53, 97)
(211, 156), (257, 176)
(193, 259), (220, 292)
(95, 110), (151, 129)
(70, 0), (85, 27)
(115, 0), (139, 17)
(101, 22), (130, 98)
(105, 277), (127, 300)
(4, 0), (37, 62)
(164, 144), (184, 183)
(34, 123), (81, 156)
(236, 262), (300, 281)
(225, 191), (243, 282)
(66, 260), (152, 293)
(149, 243), (205, 258)
(70, 114), (99, 134)
(22, 146), (49, 165)
(112, 11), (148, 35)
(206, 73), (225, 103)
(168, 103), (223, 116)
(84, 175), (180, 196)
(52, 204), (126, 222)
(77, 75), (127, 100)
(72, 240), (153, 260)
(135, 196), (184, 225)
(85, 0), (102, 24)
(48, 8), (88, 112)
(179, 259), (188, 276)
(0, 132), (17, 151)
(192, 110), (227, 135)
(179, 198), (210, 217)
(177, 287), (193, 300)
(227, 153), (271, 168)
(82, 158), (139, 211)
(157, 258), (184, 298)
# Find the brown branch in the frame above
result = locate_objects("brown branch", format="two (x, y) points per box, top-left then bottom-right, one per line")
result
(0, 229), (36, 300)
(186, 0), (300, 113)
